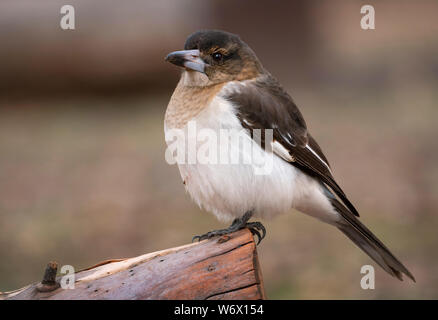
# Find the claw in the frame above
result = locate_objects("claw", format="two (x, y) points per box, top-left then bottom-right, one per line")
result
(192, 230), (223, 243)
(245, 221), (267, 245)
(250, 228), (262, 244)
(256, 222), (266, 241)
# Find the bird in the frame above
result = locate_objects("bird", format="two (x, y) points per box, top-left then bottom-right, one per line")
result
(164, 29), (415, 282)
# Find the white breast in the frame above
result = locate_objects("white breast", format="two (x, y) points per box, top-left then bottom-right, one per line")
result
(164, 87), (340, 224)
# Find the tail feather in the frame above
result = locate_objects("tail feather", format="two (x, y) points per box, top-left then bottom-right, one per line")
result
(331, 198), (415, 282)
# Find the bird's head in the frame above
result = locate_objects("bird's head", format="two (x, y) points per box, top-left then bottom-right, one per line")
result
(165, 30), (263, 86)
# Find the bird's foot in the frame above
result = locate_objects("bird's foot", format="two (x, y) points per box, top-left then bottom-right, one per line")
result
(192, 211), (266, 245)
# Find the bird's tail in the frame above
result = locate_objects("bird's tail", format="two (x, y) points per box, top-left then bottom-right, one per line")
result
(331, 198), (415, 282)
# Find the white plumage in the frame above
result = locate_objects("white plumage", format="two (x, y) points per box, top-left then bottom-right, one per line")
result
(165, 83), (341, 225)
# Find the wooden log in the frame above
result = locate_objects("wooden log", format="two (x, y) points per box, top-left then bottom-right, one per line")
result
(1, 228), (266, 300)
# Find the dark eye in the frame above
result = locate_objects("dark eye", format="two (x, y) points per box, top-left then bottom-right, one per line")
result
(212, 52), (223, 61)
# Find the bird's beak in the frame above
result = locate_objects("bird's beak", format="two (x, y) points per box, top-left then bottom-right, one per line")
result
(165, 49), (206, 74)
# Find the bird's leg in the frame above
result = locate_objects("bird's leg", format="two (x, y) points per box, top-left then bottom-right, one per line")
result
(192, 210), (266, 245)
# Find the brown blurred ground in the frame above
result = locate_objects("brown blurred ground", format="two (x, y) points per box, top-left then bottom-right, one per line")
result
(0, 0), (437, 298)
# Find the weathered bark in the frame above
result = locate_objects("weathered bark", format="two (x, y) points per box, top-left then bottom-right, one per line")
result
(1, 228), (265, 300)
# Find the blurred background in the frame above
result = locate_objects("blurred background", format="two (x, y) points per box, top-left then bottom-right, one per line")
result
(1, 0), (437, 299)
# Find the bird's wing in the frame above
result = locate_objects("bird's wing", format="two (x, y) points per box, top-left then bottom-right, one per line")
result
(224, 75), (359, 217)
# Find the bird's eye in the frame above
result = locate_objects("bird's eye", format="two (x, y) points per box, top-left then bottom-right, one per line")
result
(212, 52), (223, 61)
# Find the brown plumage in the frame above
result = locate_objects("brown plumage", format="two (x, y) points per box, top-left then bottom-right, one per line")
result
(227, 74), (360, 217)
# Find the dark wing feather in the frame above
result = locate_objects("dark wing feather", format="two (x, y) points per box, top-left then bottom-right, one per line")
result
(226, 74), (359, 217)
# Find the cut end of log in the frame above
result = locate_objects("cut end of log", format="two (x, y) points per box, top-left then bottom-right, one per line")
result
(2, 228), (266, 300)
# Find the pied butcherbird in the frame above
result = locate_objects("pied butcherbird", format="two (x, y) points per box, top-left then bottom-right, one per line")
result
(164, 30), (415, 282)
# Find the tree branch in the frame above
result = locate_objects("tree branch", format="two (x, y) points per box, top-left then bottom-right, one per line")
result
(1, 228), (266, 300)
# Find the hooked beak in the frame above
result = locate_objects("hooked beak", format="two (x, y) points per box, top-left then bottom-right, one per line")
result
(165, 49), (206, 74)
